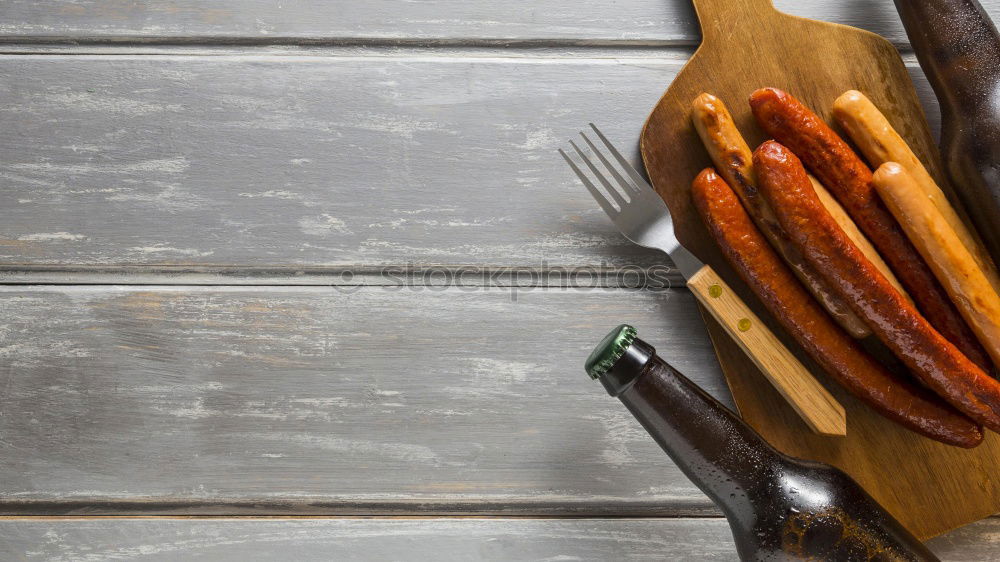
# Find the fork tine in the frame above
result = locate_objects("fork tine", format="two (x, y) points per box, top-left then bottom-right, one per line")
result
(559, 148), (618, 217)
(589, 123), (649, 191)
(569, 140), (628, 209)
(579, 131), (638, 197)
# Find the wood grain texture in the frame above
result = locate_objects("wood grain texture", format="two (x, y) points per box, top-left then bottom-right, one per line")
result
(0, 516), (997, 561)
(0, 285), (734, 513)
(640, 0), (1000, 540)
(0, 518), (741, 561)
(1, 1), (997, 557)
(0, 1), (998, 44)
(687, 265), (845, 436)
(0, 53), (942, 273)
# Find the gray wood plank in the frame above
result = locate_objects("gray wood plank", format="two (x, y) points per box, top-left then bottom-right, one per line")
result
(0, 516), (996, 561)
(0, 285), (735, 513)
(925, 517), (1000, 561)
(2, 1), (998, 46)
(0, 53), (943, 273)
(0, 518), (739, 562)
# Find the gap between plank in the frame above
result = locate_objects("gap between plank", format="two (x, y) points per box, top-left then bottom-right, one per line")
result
(0, 42), (916, 60)
(0, 36), (698, 49)
(0, 515), (729, 521)
(0, 499), (720, 518)
(0, 265), (687, 288)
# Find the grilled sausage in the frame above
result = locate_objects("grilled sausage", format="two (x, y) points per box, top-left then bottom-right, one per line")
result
(691, 93), (871, 338)
(691, 166), (982, 447)
(833, 89), (1000, 294)
(808, 175), (913, 307)
(874, 162), (1000, 367)
(749, 87), (993, 373)
(753, 141), (1000, 432)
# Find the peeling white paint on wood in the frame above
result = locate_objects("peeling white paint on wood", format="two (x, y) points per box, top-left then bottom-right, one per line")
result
(0, 516), (996, 561)
(0, 518), (739, 562)
(0, 286), (733, 509)
(0, 1), (997, 45)
(1, 2), (998, 557)
(0, 54), (943, 269)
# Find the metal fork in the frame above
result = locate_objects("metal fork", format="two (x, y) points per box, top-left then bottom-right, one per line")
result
(558, 124), (702, 280)
(560, 124), (846, 436)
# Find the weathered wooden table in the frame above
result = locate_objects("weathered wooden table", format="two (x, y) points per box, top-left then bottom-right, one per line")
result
(1, 1), (998, 559)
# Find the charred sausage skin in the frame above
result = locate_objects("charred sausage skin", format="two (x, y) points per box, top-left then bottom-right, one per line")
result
(691, 167), (983, 447)
(749, 87), (992, 373)
(691, 93), (871, 339)
(753, 141), (1000, 433)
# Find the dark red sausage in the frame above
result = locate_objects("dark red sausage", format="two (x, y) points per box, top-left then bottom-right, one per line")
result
(691, 167), (982, 447)
(753, 141), (1000, 433)
(749, 87), (993, 373)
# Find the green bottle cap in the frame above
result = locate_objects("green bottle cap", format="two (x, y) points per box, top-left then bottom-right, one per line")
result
(585, 324), (637, 380)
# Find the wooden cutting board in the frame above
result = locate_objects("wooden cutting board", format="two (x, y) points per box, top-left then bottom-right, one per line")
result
(639, 0), (1000, 541)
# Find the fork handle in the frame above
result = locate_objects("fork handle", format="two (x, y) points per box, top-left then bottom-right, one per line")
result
(686, 265), (846, 436)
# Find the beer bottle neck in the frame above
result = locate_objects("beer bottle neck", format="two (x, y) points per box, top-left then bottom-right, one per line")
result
(603, 338), (784, 510)
(894, 0), (1000, 112)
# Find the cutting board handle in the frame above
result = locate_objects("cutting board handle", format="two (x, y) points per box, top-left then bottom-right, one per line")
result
(692, 0), (777, 37)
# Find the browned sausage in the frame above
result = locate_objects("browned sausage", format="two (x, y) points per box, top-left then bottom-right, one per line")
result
(690, 92), (872, 339)
(833, 89), (1000, 295)
(753, 141), (1000, 433)
(691, 167), (982, 447)
(749, 87), (993, 373)
(874, 162), (1000, 368)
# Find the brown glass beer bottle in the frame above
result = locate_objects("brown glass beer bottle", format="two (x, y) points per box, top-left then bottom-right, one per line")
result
(586, 325), (938, 561)
(894, 0), (1000, 266)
